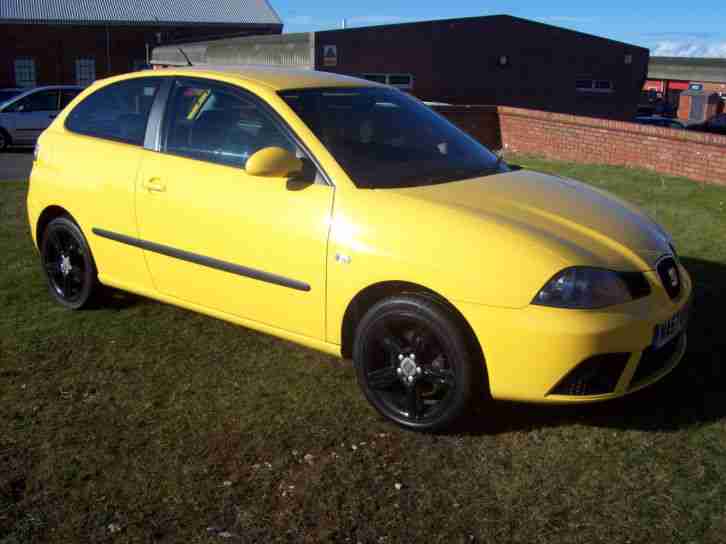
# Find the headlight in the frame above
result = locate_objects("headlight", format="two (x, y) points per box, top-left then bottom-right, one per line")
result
(533, 267), (650, 309)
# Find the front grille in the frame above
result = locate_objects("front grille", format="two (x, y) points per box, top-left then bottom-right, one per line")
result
(653, 305), (689, 348)
(656, 256), (681, 300)
(630, 332), (683, 387)
(550, 353), (630, 396)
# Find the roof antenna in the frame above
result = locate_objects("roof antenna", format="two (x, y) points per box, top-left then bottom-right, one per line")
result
(178, 47), (193, 67)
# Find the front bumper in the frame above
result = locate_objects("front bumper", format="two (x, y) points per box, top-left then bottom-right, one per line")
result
(457, 264), (692, 403)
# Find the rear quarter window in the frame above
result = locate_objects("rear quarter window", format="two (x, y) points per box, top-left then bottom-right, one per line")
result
(65, 78), (161, 146)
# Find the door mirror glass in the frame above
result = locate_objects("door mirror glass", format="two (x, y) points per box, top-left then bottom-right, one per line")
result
(246, 146), (303, 178)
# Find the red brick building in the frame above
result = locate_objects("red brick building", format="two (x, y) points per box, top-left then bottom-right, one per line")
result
(0, 0), (282, 88)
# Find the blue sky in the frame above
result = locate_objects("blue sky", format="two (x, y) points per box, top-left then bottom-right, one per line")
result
(273, 0), (726, 57)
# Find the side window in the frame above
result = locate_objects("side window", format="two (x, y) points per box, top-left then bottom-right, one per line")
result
(66, 78), (161, 146)
(162, 79), (297, 169)
(11, 90), (59, 112)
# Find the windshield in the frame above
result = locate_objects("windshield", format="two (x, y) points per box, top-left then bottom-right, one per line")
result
(279, 87), (506, 188)
(0, 89), (23, 106)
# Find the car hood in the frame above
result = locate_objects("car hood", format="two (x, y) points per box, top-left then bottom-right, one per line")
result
(389, 169), (671, 271)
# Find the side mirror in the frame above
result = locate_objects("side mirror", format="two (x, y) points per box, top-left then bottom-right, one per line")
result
(245, 147), (303, 179)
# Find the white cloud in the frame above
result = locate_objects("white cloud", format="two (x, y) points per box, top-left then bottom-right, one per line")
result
(652, 40), (726, 58)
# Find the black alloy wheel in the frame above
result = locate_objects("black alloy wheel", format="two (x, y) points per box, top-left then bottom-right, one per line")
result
(40, 216), (99, 309)
(354, 295), (484, 432)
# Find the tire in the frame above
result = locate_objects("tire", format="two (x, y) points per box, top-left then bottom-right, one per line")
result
(40, 216), (100, 310)
(353, 294), (484, 432)
(0, 128), (10, 152)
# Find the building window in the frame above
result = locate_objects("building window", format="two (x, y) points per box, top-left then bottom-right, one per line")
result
(576, 79), (614, 93)
(595, 80), (614, 91)
(75, 58), (96, 87)
(388, 74), (414, 89)
(362, 74), (388, 84)
(361, 73), (414, 90)
(14, 59), (36, 88)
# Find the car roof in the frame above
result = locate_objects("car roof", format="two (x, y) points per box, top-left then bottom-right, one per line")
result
(10, 85), (84, 100)
(23, 85), (85, 92)
(0, 85), (84, 107)
(133, 65), (381, 91)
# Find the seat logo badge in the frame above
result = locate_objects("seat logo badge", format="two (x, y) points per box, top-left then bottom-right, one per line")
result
(668, 267), (679, 287)
(335, 253), (352, 265)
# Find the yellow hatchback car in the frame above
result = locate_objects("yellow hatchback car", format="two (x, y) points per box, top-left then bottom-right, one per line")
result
(27, 67), (692, 431)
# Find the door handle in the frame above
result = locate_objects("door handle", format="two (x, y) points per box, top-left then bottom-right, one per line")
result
(143, 178), (166, 192)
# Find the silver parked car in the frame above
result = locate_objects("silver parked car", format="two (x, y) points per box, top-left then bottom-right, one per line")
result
(0, 85), (83, 151)
(0, 88), (23, 105)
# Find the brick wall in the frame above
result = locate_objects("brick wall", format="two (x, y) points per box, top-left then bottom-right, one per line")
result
(437, 105), (726, 185)
(433, 106), (501, 150)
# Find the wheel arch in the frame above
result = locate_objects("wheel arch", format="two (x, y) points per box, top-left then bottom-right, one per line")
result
(340, 281), (486, 378)
(36, 205), (79, 247)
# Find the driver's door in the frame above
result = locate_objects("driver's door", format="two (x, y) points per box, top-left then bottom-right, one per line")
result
(8, 89), (60, 143)
(135, 78), (333, 340)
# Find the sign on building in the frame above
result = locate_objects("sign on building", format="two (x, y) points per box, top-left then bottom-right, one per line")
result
(323, 45), (337, 67)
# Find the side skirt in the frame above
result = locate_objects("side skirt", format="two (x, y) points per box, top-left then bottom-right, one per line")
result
(97, 273), (343, 358)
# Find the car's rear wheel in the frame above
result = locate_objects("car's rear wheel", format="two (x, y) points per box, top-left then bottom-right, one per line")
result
(354, 294), (483, 432)
(40, 216), (99, 310)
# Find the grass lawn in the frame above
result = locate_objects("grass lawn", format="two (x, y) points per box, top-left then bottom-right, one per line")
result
(3, 158), (726, 542)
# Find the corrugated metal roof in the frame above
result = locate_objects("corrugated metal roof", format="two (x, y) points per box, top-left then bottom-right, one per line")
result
(153, 32), (313, 67)
(0, 0), (282, 26)
(649, 56), (726, 83)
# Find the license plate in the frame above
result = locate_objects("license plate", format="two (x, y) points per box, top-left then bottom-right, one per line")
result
(653, 304), (690, 349)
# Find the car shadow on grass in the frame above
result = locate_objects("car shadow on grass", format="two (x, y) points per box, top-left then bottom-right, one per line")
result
(94, 288), (146, 311)
(458, 256), (726, 436)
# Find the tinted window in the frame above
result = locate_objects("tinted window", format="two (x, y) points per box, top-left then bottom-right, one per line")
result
(13, 90), (59, 112)
(60, 89), (81, 109)
(280, 87), (505, 189)
(66, 78), (160, 146)
(162, 79), (296, 169)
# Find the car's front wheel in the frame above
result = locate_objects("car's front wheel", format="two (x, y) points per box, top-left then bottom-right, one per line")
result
(40, 216), (100, 310)
(354, 294), (484, 432)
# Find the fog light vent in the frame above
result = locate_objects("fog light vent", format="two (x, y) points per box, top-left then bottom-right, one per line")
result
(549, 353), (630, 396)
